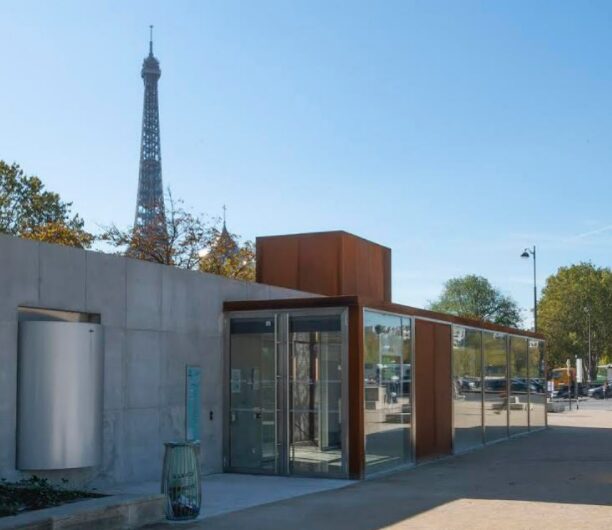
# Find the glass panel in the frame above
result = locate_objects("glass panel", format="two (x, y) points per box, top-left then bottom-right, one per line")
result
(289, 315), (344, 476)
(229, 317), (277, 472)
(364, 311), (412, 475)
(483, 331), (508, 442)
(453, 327), (483, 452)
(529, 339), (546, 430)
(509, 337), (529, 436)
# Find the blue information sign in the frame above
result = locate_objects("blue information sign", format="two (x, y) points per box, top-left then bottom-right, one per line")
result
(185, 365), (201, 442)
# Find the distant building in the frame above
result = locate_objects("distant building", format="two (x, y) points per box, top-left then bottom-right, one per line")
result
(212, 206), (238, 261)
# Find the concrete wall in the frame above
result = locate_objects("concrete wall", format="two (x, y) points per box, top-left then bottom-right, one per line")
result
(0, 234), (313, 487)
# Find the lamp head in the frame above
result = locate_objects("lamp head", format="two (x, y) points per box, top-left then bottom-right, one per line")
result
(521, 250), (530, 259)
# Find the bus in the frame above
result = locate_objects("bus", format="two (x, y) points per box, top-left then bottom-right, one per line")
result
(551, 367), (575, 390)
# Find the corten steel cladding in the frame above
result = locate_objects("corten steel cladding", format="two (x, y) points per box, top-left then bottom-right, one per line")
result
(256, 232), (392, 302)
(17, 321), (103, 470)
(161, 442), (202, 520)
(414, 319), (452, 460)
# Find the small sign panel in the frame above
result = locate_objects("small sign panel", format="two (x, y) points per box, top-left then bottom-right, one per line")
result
(576, 358), (584, 383)
(186, 365), (201, 442)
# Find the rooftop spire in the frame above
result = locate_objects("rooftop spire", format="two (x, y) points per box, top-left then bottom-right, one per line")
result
(149, 25), (153, 56)
(222, 204), (227, 230)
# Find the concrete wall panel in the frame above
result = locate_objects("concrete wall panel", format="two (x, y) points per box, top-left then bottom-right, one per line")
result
(246, 282), (272, 300)
(0, 235), (39, 321)
(123, 408), (161, 482)
(126, 259), (162, 330)
(87, 252), (127, 327)
(0, 235), (315, 486)
(0, 322), (18, 477)
(160, 331), (201, 407)
(39, 242), (87, 311)
(160, 405), (185, 443)
(126, 331), (162, 409)
(99, 410), (125, 485)
(103, 327), (125, 411)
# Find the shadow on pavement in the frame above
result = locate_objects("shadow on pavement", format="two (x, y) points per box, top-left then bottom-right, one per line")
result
(145, 422), (612, 530)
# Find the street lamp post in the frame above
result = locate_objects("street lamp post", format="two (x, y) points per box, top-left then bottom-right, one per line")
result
(521, 246), (537, 332)
(566, 358), (572, 411)
(584, 307), (591, 382)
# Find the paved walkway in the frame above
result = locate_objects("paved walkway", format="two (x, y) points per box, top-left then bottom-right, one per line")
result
(146, 408), (612, 529)
(117, 473), (352, 520)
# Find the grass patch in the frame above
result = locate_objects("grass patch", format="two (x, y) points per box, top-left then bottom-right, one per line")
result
(0, 476), (104, 517)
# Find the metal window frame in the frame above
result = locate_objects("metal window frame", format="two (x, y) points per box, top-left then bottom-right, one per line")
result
(450, 325), (485, 454)
(362, 307), (416, 476)
(508, 335), (530, 438)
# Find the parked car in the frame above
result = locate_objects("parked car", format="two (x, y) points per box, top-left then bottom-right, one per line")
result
(529, 379), (546, 394)
(587, 385), (612, 399)
(556, 384), (588, 398)
(510, 379), (539, 393)
(484, 378), (507, 393)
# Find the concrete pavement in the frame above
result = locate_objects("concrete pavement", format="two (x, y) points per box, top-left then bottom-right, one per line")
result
(146, 408), (612, 529)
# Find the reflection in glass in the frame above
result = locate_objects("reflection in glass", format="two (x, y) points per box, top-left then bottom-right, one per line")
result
(529, 340), (546, 430)
(453, 327), (483, 452)
(364, 311), (412, 475)
(483, 331), (508, 443)
(289, 315), (344, 476)
(229, 318), (277, 472)
(509, 337), (529, 435)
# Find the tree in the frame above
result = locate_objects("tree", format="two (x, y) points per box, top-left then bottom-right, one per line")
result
(0, 161), (93, 248)
(102, 191), (210, 268)
(538, 263), (612, 380)
(199, 228), (255, 281)
(102, 190), (256, 280)
(429, 275), (522, 327)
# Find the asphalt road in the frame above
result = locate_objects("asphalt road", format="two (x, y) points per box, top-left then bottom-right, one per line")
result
(552, 396), (612, 411)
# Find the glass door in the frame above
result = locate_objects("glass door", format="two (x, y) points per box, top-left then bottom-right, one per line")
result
(227, 310), (347, 478)
(228, 316), (279, 473)
(288, 314), (344, 477)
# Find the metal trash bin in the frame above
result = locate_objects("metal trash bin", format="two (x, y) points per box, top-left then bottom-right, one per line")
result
(161, 441), (201, 520)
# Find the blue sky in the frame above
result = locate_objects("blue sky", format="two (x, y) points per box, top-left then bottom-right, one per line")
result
(1, 0), (611, 327)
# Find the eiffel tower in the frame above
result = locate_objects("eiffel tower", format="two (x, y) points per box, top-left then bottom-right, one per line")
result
(134, 26), (165, 230)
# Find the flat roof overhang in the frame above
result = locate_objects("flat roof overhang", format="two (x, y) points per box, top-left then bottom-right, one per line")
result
(223, 295), (544, 340)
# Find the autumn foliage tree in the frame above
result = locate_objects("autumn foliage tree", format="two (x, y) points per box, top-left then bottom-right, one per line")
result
(0, 161), (93, 248)
(102, 190), (255, 280)
(199, 225), (255, 281)
(102, 191), (213, 269)
(538, 263), (612, 379)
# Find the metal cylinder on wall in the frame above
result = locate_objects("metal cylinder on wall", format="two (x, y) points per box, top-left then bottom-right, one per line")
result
(17, 321), (103, 470)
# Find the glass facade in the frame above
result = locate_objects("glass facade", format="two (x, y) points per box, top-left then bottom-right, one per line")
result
(483, 331), (508, 443)
(228, 311), (346, 478)
(363, 310), (412, 475)
(452, 327), (483, 452)
(509, 337), (529, 436)
(228, 317), (278, 472)
(289, 315), (343, 475)
(529, 340), (546, 430)
(227, 305), (545, 479)
(454, 328), (546, 451)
